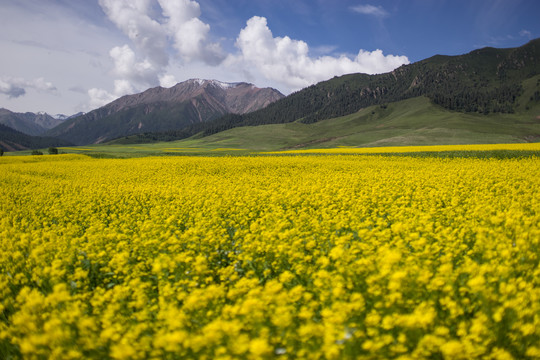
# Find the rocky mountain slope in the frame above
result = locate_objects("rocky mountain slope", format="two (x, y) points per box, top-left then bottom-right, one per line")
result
(0, 108), (68, 136)
(46, 79), (284, 145)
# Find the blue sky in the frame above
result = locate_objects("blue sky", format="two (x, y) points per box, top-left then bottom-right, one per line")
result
(0, 0), (538, 115)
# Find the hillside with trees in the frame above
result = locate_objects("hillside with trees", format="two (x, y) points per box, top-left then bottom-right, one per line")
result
(122, 38), (539, 143)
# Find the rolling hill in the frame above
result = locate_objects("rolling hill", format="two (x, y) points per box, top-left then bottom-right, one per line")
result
(180, 95), (540, 151)
(199, 38), (540, 135)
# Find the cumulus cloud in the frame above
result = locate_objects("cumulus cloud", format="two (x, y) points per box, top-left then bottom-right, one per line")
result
(232, 16), (409, 91)
(0, 77), (57, 99)
(91, 0), (225, 108)
(89, 1), (409, 108)
(110, 44), (157, 86)
(159, 74), (178, 88)
(87, 87), (117, 109)
(98, 0), (168, 68)
(158, 0), (224, 64)
(0, 79), (25, 98)
(351, 4), (389, 18)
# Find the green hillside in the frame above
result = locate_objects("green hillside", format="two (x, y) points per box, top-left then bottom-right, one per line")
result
(183, 95), (540, 150)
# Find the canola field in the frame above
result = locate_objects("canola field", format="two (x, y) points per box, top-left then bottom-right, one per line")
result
(1, 153), (539, 359)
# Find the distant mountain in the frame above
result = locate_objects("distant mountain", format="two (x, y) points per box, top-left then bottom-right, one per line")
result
(0, 108), (69, 136)
(32, 111), (69, 131)
(52, 113), (69, 121)
(52, 112), (85, 121)
(46, 79), (284, 145)
(0, 123), (73, 152)
(152, 38), (539, 141)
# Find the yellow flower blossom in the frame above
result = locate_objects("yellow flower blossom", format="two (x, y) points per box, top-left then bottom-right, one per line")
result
(0, 152), (538, 359)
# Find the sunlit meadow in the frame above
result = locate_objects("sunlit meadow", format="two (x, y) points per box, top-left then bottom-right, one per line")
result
(1, 149), (539, 359)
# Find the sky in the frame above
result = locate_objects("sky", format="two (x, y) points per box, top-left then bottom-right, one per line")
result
(0, 0), (539, 116)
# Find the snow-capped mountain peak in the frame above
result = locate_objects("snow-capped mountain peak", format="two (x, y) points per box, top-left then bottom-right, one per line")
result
(190, 78), (241, 90)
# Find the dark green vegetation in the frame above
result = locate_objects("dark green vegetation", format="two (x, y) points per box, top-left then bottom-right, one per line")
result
(0, 123), (73, 152)
(117, 39), (540, 147)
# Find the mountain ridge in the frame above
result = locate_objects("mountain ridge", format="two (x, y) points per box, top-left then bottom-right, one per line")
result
(46, 79), (284, 145)
(0, 108), (71, 136)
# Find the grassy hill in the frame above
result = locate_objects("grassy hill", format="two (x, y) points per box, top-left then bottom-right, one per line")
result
(181, 94), (540, 150)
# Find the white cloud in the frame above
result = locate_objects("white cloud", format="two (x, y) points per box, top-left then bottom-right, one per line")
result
(98, 0), (169, 68)
(92, 0), (226, 107)
(312, 45), (339, 56)
(2, 1), (410, 113)
(159, 74), (178, 88)
(30, 78), (58, 93)
(110, 45), (158, 86)
(519, 29), (532, 38)
(351, 4), (389, 18)
(114, 79), (136, 97)
(0, 78), (26, 98)
(0, 76), (57, 99)
(158, 0), (225, 64)
(231, 16), (409, 92)
(88, 87), (117, 109)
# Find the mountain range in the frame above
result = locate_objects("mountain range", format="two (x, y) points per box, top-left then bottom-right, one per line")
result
(101, 38), (540, 147)
(1, 38), (539, 151)
(0, 108), (80, 136)
(45, 79), (284, 145)
(0, 123), (73, 152)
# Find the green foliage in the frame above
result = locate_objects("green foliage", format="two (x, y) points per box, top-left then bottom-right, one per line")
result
(31, 150), (43, 155)
(48, 147), (58, 155)
(0, 148), (3, 156)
